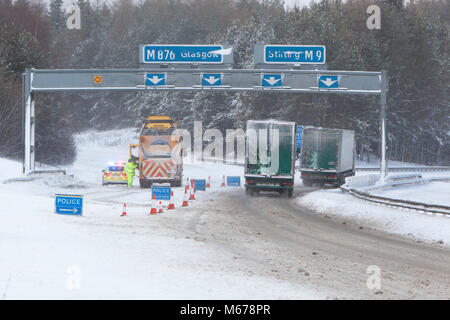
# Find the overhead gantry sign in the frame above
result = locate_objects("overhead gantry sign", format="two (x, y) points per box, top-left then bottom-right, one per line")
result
(22, 44), (388, 177)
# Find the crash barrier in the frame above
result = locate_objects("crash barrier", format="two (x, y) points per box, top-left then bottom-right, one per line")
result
(356, 166), (450, 173)
(344, 174), (379, 189)
(341, 176), (450, 215)
(385, 173), (422, 182)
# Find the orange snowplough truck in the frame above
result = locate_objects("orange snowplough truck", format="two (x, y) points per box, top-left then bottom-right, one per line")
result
(129, 116), (183, 188)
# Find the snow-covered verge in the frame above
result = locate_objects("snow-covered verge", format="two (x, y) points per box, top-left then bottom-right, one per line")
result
(372, 181), (450, 206)
(0, 129), (327, 299)
(0, 158), (23, 181)
(297, 188), (450, 246)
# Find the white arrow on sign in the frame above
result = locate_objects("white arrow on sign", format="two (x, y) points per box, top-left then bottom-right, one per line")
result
(60, 208), (78, 213)
(147, 75), (164, 85)
(203, 76), (221, 85)
(320, 78), (338, 87)
(264, 76), (281, 86)
(208, 47), (233, 55)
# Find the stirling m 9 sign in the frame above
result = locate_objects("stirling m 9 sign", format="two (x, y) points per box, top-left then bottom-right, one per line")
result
(141, 44), (227, 64)
(264, 45), (325, 64)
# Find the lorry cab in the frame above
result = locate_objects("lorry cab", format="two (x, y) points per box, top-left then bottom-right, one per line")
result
(132, 116), (183, 188)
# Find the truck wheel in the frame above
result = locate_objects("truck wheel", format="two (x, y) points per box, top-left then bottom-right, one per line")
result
(334, 176), (345, 187)
(303, 179), (312, 187)
(139, 179), (151, 188)
(245, 187), (254, 197)
(172, 179), (182, 187)
(288, 188), (293, 198)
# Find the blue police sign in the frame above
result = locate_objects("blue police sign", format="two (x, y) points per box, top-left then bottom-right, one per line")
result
(194, 179), (206, 191)
(264, 45), (325, 64)
(202, 73), (222, 86)
(152, 184), (171, 200)
(262, 74), (282, 87)
(296, 126), (303, 150)
(146, 73), (166, 86)
(55, 194), (83, 215)
(318, 75), (339, 89)
(226, 176), (241, 187)
(142, 45), (224, 64)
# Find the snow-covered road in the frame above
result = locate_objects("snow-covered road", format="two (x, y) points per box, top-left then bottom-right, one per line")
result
(0, 130), (325, 299)
(1, 129), (449, 299)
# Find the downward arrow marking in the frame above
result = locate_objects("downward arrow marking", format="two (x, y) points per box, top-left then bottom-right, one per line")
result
(147, 76), (164, 85)
(320, 78), (338, 87)
(264, 76), (281, 86)
(203, 76), (221, 85)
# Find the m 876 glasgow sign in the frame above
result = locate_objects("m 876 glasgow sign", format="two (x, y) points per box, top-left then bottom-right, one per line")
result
(141, 44), (225, 64)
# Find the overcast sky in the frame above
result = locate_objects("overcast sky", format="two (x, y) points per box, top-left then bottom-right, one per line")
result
(59, 0), (315, 9)
(284, 0), (314, 8)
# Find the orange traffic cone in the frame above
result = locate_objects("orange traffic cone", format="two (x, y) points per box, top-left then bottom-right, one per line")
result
(185, 177), (190, 187)
(121, 203), (127, 217)
(150, 194), (157, 215)
(191, 179), (195, 188)
(168, 191), (175, 210)
(221, 175), (226, 187)
(158, 201), (163, 213)
(189, 185), (196, 200)
(182, 188), (189, 207)
(206, 176), (211, 188)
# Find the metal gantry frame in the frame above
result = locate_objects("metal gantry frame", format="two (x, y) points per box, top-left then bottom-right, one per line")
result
(22, 67), (388, 178)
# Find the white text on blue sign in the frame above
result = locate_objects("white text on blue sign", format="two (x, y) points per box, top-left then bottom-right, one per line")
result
(143, 45), (224, 64)
(264, 45), (325, 64)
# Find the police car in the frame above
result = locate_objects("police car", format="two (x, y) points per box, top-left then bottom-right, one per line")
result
(102, 161), (128, 185)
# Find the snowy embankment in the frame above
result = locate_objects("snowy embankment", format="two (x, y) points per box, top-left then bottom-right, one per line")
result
(371, 182), (450, 206)
(298, 179), (450, 246)
(0, 129), (326, 299)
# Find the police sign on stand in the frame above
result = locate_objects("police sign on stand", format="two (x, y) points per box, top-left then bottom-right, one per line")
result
(55, 194), (83, 215)
(146, 73), (166, 86)
(202, 73), (222, 86)
(318, 75), (339, 89)
(262, 74), (282, 87)
(227, 176), (241, 187)
(194, 179), (206, 191)
(142, 45), (225, 64)
(152, 183), (171, 200)
(264, 45), (325, 64)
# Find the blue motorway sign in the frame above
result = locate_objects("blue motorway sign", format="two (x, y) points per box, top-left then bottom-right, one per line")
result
(318, 75), (339, 89)
(142, 45), (224, 64)
(262, 74), (282, 87)
(152, 184), (171, 200)
(55, 194), (83, 215)
(264, 45), (325, 64)
(146, 73), (166, 86)
(202, 73), (222, 86)
(296, 126), (303, 150)
(194, 179), (206, 191)
(226, 176), (241, 187)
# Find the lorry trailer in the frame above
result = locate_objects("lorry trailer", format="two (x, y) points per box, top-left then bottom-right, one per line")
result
(244, 120), (296, 198)
(299, 126), (355, 187)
